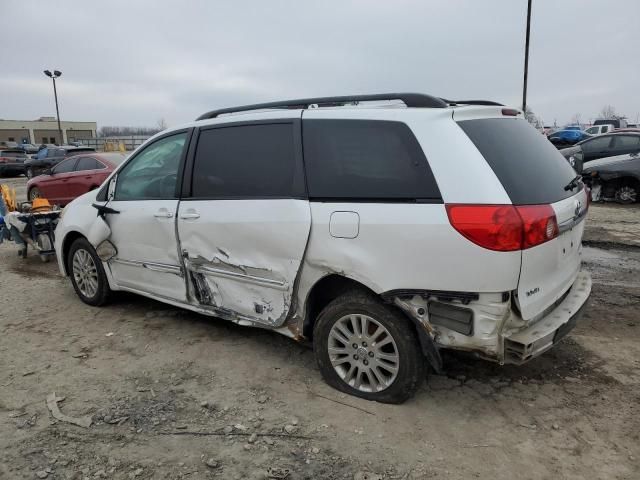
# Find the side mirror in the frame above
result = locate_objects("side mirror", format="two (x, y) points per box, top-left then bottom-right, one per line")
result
(45, 168), (53, 175)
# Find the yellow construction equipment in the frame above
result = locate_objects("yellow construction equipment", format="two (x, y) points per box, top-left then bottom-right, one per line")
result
(1, 184), (17, 212)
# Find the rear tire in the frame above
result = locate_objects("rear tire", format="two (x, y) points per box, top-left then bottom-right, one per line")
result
(67, 237), (111, 306)
(313, 290), (425, 404)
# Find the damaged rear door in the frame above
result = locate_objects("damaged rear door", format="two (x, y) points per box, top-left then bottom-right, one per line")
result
(177, 118), (310, 326)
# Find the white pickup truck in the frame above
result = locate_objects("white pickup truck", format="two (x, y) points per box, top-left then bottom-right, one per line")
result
(585, 124), (615, 135)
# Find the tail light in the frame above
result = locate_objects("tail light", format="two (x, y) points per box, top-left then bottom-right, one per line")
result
(446, 204), (558, 252)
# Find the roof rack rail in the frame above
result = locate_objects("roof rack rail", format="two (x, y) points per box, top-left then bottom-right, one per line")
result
(441, 99), (504, 107)
(196, 93), (448, 120)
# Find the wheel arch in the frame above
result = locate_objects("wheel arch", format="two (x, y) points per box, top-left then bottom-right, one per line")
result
(302, 274), (376, 340)
(60, 230), (85, 276)
(301, 273), (443, 373)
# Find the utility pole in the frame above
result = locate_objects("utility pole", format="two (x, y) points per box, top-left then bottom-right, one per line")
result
(44, 70), (63, 144)
(522, 0), (532, 112)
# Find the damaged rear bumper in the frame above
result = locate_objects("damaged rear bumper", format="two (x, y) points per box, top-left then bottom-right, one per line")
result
(503, 270), (591, 364)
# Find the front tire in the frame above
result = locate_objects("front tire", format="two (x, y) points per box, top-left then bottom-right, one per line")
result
(313, 291), (425, 404)
(614, 183), (638, 204)
(26, 167), (34, 179)
(28, 187), (41, 201)
(67, 238), (110, 306)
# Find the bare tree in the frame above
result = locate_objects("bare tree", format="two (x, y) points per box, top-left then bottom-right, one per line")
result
(98, 125), (163, 138)
(156, 118), (168, 131)
(524, 107), (543, 130)
(599, 105), (617, 119)
(570, 113), (582, 126)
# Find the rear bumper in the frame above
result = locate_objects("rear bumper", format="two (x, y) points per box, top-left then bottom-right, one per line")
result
(503, 270), (591, 364)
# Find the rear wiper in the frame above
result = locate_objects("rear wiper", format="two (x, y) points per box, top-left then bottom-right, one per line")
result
(564, 175), (582, 191)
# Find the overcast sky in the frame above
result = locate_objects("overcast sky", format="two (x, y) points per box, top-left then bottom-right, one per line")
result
(2, 0), (639, 128)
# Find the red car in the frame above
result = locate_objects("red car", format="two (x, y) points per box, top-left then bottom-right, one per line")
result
(27, 152), (127, 206)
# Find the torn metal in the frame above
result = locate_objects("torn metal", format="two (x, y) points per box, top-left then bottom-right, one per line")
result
(182, 253), (291, 327)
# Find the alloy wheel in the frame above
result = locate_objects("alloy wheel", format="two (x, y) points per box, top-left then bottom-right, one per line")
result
(328, 314), (399, 393)
(615, 186), (637, 204)
(72, 248), (99, 298)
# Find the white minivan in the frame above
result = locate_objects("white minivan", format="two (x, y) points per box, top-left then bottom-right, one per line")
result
(55, 93), (591, 403)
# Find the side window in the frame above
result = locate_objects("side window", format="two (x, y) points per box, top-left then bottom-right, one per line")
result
(114, 132), (187, 201)
(303, 120), (441, 201)
(75, 157), (100, 171)
(191, 123), (303, 198)
(52, 158), (77, 174)
(581, 136), (612, 152)
(585, 127), (598, 135)
(612, 135), (640, 149)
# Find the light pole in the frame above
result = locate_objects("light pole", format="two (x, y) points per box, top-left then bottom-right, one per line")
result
(522, 0), (532, 113)
(44, 69), (63, 145)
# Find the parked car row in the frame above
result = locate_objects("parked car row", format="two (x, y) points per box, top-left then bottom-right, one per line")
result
(557, 132), (640, 204)
(0, 149), (30, 177)
(25, 146), (97, 178)
(546, 118), (631, 148)
(26, 152), (126, 206)
(0, 145), (98, 179)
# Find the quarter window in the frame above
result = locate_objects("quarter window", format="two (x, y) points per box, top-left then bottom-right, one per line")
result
(612, 135), (640, 149)
(191, 123), (303, 198)
(75, 157), (103, 171)
(52, 158), (77, 174)
(303, 120), (441, 201)
(114, 132), (187, 201)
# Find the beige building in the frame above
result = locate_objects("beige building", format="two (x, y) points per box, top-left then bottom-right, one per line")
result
(0, 117), (97, 145)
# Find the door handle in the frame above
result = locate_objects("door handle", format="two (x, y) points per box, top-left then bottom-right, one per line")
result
(179, 212), (200, 220)
(154, 210), (174, 218)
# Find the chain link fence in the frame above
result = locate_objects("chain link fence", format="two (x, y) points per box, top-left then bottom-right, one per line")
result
(77, 136), (151, 152)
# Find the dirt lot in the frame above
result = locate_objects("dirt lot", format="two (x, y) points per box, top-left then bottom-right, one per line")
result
(1, 176), (639, 480)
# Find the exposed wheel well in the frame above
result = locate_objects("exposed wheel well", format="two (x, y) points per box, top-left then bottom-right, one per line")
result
(302, 274), (380, 340)
(60, 231), (85, 276)
(302, 274), (443, 372)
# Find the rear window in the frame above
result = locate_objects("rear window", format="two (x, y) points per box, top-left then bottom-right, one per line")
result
(303, 120), (441, 201)
(65, 148), (95, 156)
(458, 118), (577, 205)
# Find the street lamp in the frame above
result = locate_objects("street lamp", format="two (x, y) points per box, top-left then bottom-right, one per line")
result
(522, 0), (532, 113)
(44, 69), (63, 145)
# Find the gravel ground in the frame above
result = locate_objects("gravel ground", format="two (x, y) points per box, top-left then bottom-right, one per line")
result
(1, 176), (639, 479)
